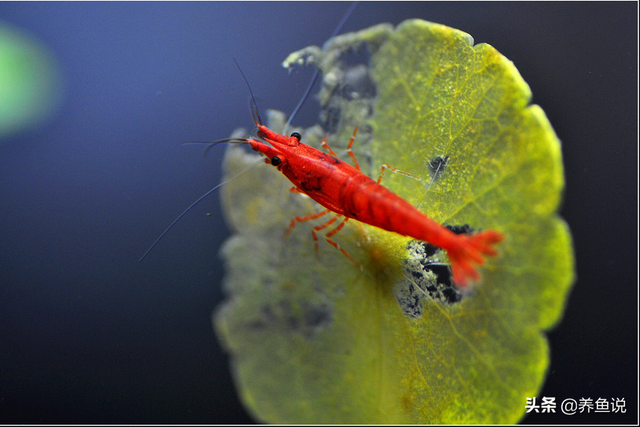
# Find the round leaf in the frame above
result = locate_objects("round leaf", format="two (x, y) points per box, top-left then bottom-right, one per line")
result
(214, 20), (574, 423)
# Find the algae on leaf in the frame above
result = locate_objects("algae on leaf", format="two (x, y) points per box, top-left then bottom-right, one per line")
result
(214, 20), (574, 423)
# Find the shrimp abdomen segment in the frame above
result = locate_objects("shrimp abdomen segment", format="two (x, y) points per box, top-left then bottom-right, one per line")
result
(339, 176), (503, 288)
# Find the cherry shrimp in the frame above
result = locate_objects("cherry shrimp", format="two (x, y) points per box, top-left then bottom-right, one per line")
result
(213, 93), (503, 289)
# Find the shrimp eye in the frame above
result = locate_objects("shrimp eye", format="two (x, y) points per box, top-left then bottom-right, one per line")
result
(290, 132), (301, 141)
(270, 156), (282, 166)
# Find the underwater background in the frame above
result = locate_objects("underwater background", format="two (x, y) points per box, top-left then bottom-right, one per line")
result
(0, 2), (635, 424)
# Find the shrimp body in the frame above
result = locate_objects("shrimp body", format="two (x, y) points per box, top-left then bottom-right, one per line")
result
(247, 124), (503, 288)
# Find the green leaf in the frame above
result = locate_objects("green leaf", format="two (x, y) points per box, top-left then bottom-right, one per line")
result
(214, 19), (574, 423)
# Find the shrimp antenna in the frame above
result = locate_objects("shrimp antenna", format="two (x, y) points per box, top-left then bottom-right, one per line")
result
(182, 138), (250, 158)
(140, 58), (267, 263)
(138, 158), (259, 262)
(284, 1), (358, 133)
(233, 58), (263, 127)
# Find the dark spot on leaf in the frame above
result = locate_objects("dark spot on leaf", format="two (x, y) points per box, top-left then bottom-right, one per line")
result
(428, 155), (450, 182)
(395, 224), (477, 314)
(393, 281), (422, 318)
(249, 299), (332, 339)
(322, 106), (342, 133)
(446, 224), (473, 235)
(302, 301), (332, 331)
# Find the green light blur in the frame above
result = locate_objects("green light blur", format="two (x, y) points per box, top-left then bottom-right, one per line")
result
(0, 23), (62, 139)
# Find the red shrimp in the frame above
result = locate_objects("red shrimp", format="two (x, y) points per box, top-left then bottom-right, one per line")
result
(235, 121), (503, 289)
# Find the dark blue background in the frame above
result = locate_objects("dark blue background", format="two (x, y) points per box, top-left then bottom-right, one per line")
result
(0, 2), (636, 424)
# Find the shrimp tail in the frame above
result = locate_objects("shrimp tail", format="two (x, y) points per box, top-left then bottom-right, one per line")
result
(446, 230), (504, 289)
